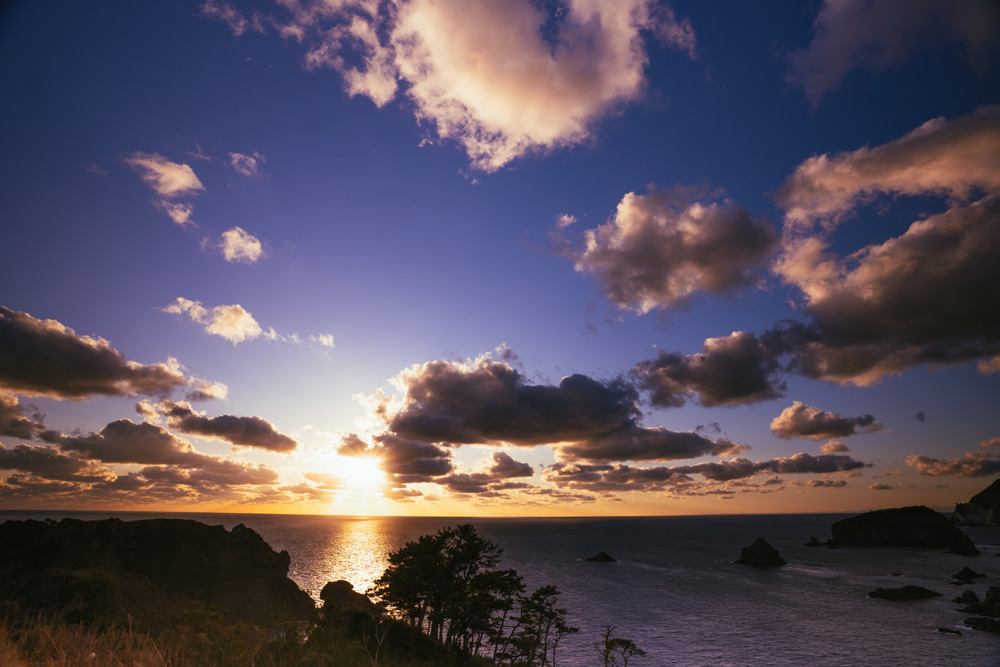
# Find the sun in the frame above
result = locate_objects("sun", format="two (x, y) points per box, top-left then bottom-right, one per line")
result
(338, 456), (387, 492)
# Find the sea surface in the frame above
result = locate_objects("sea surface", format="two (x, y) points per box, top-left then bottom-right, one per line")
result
(4, 510), (1000, 666)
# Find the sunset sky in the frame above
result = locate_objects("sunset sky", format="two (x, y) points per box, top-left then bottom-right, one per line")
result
(2, 0), (999, 516)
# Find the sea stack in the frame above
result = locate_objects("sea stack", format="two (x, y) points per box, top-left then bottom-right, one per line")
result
(830, 506), (970, 548)
(736, 538), (786, 567)
(583, 551), (617, 562)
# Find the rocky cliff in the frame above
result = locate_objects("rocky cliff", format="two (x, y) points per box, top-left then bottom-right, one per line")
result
(0, 517), (315, 625)
(952, 478), (1000, 526)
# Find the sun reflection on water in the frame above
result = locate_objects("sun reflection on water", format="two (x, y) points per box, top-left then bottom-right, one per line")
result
(294, 518), (392, 600)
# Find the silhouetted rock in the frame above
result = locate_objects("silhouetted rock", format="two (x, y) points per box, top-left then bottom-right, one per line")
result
(952, 567), (986, 583)
(823, 538), (839, 549)
(804, 536), (822, 547)
(0, 518), (314, 625)
(583, 551), (617, 562)
(937, 627), (962, 635)
(960, 586), (1000, 616)
(736, 538), (786, 567)
(954, 590), (980, 605)
(963, 617), (1000, 634)
(320, 580), (382, 618)
(948, 534), (981, 556)
(952, 478), (1000, 527)
(831, 506), (970, 548)
(868, 586), (941, 601)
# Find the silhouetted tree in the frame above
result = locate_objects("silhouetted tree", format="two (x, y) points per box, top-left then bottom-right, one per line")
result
(597, 625), (646, 667)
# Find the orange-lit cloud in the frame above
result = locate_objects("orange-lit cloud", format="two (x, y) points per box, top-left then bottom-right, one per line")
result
(220, 226), (264, 263)
(906, 450), (1000, 477)
(142, 400), (298, 453)
(770, 401), (882, 440)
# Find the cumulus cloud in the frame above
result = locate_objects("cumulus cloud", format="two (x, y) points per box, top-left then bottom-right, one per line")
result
(146, 400), (298, 453)
(56, 419), (220, 467)
(770, 402), (882, 440)
(338, 432), (453, 484)
(215, 0), (695, 171)
(820, 440), (849, 454)
(788, 0), (999, 106)
(437, 451), (536, 495)
(776, 105), (1000, 228)
(981, 437), (1000, 448)
(0, 443), (111, 482)
(869, 482), (892, 491)
(633, 331), (784, 408)
(0, 306), (188, 400)
(377, 350), (745, 463)
(220, 226), (264, 264)
(906, 451), (1000, 477)
(229, 151), (265, 177)
(767, 108), (1000, 385)
(163, 298), (264, 344)
(0, 393), (47, 439)
(562, 187), (776, 313)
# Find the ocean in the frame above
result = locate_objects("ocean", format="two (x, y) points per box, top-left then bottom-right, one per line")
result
(4, 510), (999, 666)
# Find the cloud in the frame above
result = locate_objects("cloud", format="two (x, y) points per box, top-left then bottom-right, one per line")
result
(201, 0), (263, 36)
(0, 444), (111, 482)
(56, 418), (218, 466)
(229, 151), (265, 177)
(486, 451), (533, 478)
(981, 437), (1000, 448)
(545, 452), (867, 493)
(561, 186), (776, 313)
(788, 0), (999, 106)
(559, 425), (746, 463)
(820, 440), (849, 454)
(633, 331), (784, 408)
(776, 105), (1000, 229)
(125, 152), (205, 198)
(147, 400), (298, 453)
(310, 333), (335, 348)
(157, 201), (196, 226)
(220, 226), (264, 264)
(869, 482), (892, 491)
(767, 108), (1000, 385)
(906, 451), (1000, 477)
(338, 432), (453, 484)
(163, 298), (264, 344)
(230, 0), (695, 172)
(0, 306), (188, 400)
(770, 401), (882, 440)
(378, 349), (745, 463)
(914, 411), (927, 423)
(0, 393), (47, 439)
(791, 479), (848, 489)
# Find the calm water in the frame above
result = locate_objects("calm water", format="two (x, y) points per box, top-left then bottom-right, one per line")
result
(5, 510), (1000, 666)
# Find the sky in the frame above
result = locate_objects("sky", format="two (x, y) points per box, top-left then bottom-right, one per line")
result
(1, 0), (999, 517)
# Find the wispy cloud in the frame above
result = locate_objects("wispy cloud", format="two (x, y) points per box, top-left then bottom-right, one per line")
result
(125, 151), (204, 225)
(229, 151), (265, 177)
(788, 0), (999, 106)
(162, 297), (333, 350)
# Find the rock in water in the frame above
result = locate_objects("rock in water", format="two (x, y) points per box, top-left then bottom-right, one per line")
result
(948, 534), (981, 556)
(804, 536), (822, 547)
(952, 567), (986, 583)
(736, 538), (786, 567)
(868, 586), (941, 601)
(583, 551), (617, 562)
(0, 517), (315, 625)
(830, 506), (970, 548)
(952, 478), (1000, 526)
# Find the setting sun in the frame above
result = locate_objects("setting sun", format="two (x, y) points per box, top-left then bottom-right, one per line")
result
(338, 456), (387, 492)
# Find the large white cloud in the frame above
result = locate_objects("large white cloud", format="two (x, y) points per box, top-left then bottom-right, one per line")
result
(220, 226), (264, 264)
(208, 0), (696, 171)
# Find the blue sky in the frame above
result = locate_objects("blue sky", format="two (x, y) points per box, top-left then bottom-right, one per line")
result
(1, 0), (998, 515)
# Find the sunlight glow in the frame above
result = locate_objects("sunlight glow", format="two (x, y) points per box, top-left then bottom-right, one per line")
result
(338, 456), (387, 491)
